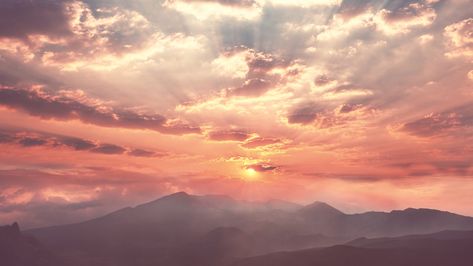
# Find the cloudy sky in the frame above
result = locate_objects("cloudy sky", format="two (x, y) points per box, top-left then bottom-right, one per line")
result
(0, 0), (472, 228)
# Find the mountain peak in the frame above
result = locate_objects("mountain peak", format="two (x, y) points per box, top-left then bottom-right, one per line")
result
(155, 191), (195, 203)
(164, 191), (191, 199)
(300, 201), (344, 216)
(306, 201), (338, 210)
(135, 191), (195, 209)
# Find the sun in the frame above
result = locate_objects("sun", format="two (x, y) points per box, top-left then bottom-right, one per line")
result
(245, 168), (257, 176)
(243, 167), (259, 181)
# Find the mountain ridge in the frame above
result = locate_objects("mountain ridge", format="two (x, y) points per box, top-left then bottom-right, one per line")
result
(19, 192), (473, 266)
(26, 191), (473, 234)
(232, 229), (473, 266)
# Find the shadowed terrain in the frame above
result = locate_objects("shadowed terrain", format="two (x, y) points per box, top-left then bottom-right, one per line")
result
(2, 192), (473, 265)
(0, 223), (60, 266)
(232, 230), (473, 266)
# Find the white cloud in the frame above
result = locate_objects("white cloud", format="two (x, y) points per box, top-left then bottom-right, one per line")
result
(444, 18), (473, 59)
(211, 51), (249, 79)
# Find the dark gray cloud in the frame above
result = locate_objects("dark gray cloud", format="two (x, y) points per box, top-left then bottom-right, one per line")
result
(287, 100), (376, 127)
(208, 129), (251, 141)
(225, 48), (292, 97)
(339, 103), (363, 113)
(402, 103), (473, 137)
(91, 144), (126, 155)
(0, 87), (201, 135)
(18, 137), (48, 147)
(58, 137), (97, 151)
(0, 0), (72, 39)
(0, 129), (165, 158)
(127, 149), (164, 157)
(0, 132), (15, 143)
(287, 103), (323, 125)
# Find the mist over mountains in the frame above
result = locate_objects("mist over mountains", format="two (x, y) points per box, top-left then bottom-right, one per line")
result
(2, 192), (473, 266)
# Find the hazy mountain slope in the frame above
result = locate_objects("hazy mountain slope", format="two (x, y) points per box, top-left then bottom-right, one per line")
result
(27, 192), (302, 250)
(158, 227), (254, 266)
(297, 204), (473, 238)
(25, 192), (473, 266)
(232, 230), (473, 266)
(347, 229), (473, 249)
(25, 192), (317, 266)
(344, 208), (473, 237)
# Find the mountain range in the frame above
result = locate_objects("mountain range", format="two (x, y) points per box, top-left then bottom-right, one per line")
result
(2, 191), (473, 266)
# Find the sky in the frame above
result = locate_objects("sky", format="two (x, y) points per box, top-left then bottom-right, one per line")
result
(0, 0), (472, 228)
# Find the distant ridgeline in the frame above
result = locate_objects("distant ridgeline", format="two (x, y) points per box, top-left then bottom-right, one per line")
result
(2, 192), (473, 266)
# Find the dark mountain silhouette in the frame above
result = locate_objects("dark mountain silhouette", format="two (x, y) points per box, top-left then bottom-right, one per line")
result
(345, 208), (473, 237)
(232, 230), (473, 266)
(347, 229), (473, 249)
(297, 204), (473, 238)
(22, 192), (473, 266)
(299, 201), (345, 217)
(0, 222), (60, 266)
(25, 192), (321, 265)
